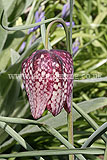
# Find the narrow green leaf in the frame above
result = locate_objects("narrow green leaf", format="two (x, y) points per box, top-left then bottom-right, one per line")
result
(0, 116), (86, 160)
(82, 122), (107, 148)
(0, 11), (59, 31)
(0, 121), (43, 160)
(87, 59), (107, 72)
(0, 0), (7, 52)
(74, 77), (107, 91)
(72, 102), (107, 143)
(0, 148), (104, 158)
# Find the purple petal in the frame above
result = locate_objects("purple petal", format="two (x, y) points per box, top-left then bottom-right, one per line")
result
(28, 10), (45, 34)
(73, 40), (80, 54)
(61, 2), (70, 19)
(40, 12), (45, 19)
(73, 46), (79, 54)
(20, 42), (26, 53)
(35, 11), (39, 21)
(57, 21), (75, 27)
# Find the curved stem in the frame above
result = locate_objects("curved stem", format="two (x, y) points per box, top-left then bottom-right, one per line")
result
(45, 19), (70, 51)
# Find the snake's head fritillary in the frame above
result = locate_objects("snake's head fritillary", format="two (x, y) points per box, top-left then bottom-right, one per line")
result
(22, 49), (73, 119)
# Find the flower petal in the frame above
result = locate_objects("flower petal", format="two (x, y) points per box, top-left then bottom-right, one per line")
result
(31, 50), (53, 119)
(47, 51), (64, 116)
(51, 50), (73, 113)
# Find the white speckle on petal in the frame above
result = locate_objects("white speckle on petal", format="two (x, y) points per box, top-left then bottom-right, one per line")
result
(41, 71), (46, 77)
(53, 69), (56, 72)
(55, 72), (59, 77)
(41, 54), (44, 58)
(64, 83), (67, 88)
(55, 78), (59, 82)
(30, 63), (32, 68)
(54, 84), (58, 90)
(51, 103), (55, 110)
(38, 68), (41, 72)
(52, 62), (55, 66)
(53, 91), (57, 96)
(51, 95), (56, 101)
(56, 63), (59, 67)
(64, 72), (67, 78)
(46, 73), (50, 78)
(40, 85), (44, 89)
(30, 70), (32, 75)
(58, 83), (61, 87)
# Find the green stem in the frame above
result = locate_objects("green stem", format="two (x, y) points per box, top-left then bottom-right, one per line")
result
(45, 19), (70, 50)
(104, 141), (107, 160)
(68, 1), (74, 160)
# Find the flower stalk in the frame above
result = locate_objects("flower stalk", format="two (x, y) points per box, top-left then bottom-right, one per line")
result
(68, 0), (74, 160)
(45, 19), (70, 51)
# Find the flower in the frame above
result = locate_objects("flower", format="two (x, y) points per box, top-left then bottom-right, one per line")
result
(20, 42), (26, 53)
(60, 2), (75, 27)
(28, 8), (45, 34)
(57, 21), (75, 27)
(22, 49), (73, 119)
(20, 8), (45, 53)
(72, 39), (80, 56)
(61, 2), (70, 19)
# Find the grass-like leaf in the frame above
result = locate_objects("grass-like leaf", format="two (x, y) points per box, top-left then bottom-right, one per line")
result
(0, 116), (86, 160)
(0, 121), (42, 160)
(0, 148), (104, 158)
(0, 10), (59, 31)
(72, 102), (107, 143)
(82, 122), (107, 148)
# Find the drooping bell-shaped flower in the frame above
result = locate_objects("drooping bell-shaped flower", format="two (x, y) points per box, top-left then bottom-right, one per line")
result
(22, 49), (73, 119)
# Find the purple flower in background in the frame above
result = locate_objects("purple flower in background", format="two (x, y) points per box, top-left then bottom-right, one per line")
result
(29, 35), (36, 46)
(28, 8), (45, 34)
(57, 21), (75, 27)
(58, 2), (75, 28)
(72, 39), (80, 56)
(20, 42), (26, 53)
(61, 2), (70, 19)
(20, 8), (45, 52)
(60, 1), (80, 55)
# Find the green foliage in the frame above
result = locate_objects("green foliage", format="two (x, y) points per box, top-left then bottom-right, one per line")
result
(0, 0), (107, 160)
